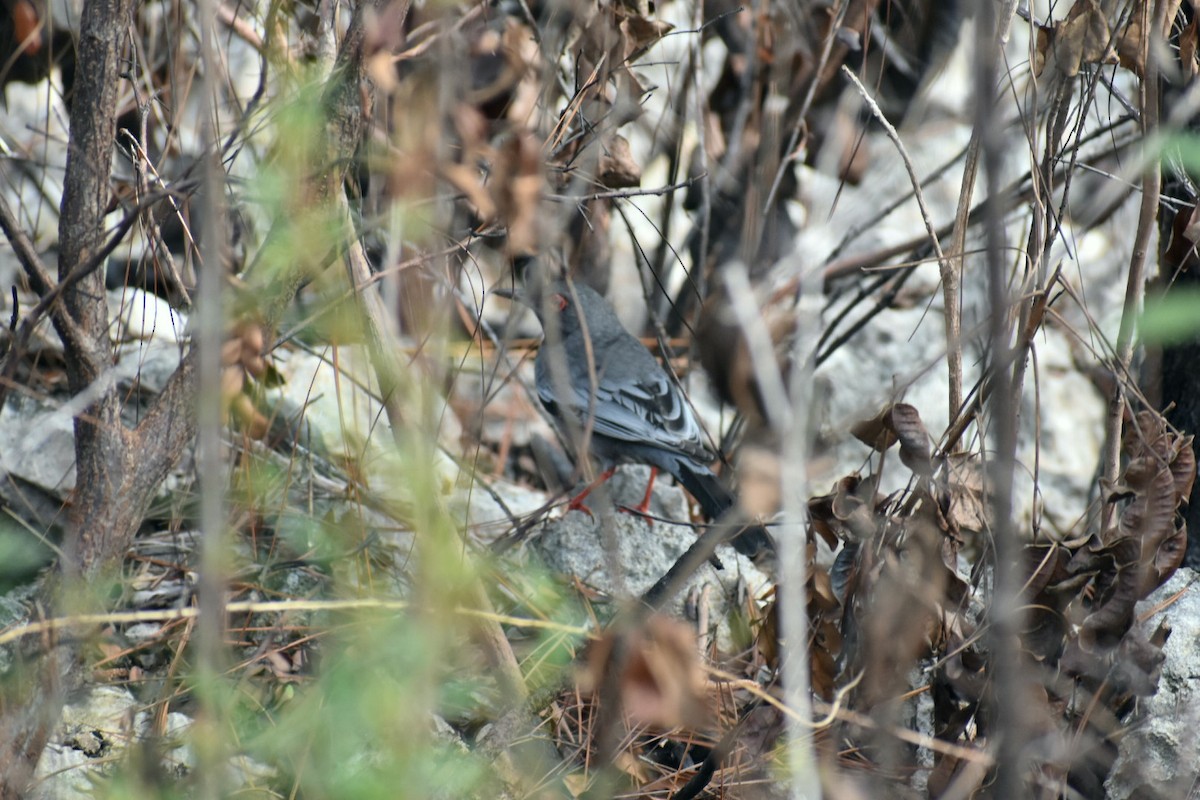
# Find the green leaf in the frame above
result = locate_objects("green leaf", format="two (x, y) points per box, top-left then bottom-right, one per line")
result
(1140, 289), (1200, 345)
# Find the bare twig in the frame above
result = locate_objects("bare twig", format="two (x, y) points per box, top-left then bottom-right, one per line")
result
(840, 65), (961, 421)
(0, 599), (591, 648)
(1101, 0), (1167, 530)
(972, 0), (1026, 795)
(779, 269), (822, 800)
(761, 1), (848, 218)
(946, 129), (980, 418)
(192, 0), (230, 793)
(547, 174), (704, 203)
(0, 195), (90, 361)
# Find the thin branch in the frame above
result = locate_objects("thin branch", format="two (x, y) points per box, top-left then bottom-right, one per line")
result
(839, 65), (960, 422)
(547, 174), (704, 202)
(0, 598), (591, 648)
(946, 128), (980, 418)
(761, 1), (847, 218)
(1102, 0), (1167, 529)
(0, 193), (157, 412)
(780, 262), (823, 800)
(0, 194), (90, 362)
(974, 0), (1026, 796)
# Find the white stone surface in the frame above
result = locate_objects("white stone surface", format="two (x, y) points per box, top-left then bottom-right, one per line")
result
(1107, 568), (1200, 799)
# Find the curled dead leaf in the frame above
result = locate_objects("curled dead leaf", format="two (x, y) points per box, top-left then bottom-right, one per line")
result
(11, 0), (43, 57)
(221, 364), (245, 402)
(850, 406), (897, 452)
(239, 321), (264, 355)
(889, 404), (933, 477)
(851, 403), (933, 476)
(492, 132), (544, 255)
(221, 337), (243, 367)
(1114, 411), (1192, 593)
(1181, 14), (1200, 79)
(1115, 0), (1184, 77)
(443, 162), (498, 222)
(581, 615), (708, 730)
(597, 134), (641, 189)
(244, 354), (267, 379)
(1033, 0), (1117, 78)
(230, 393), (270, 440)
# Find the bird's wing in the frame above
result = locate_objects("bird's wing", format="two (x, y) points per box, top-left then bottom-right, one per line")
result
(542, 366), (713, 461)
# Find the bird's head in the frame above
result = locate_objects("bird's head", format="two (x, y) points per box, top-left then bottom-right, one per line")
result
(492, 280), (586, 336)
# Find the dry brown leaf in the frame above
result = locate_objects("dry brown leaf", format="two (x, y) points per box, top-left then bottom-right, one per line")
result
(502, 20), (542, 125)
(231, 393), (270, 439)
(695, 284), (796, 429)
(1115, 411), (1192, 592)
(451, 103), (489, 155)
(808, 474), (880, 545)
(850, 406), (897, 452)
(221, 337), (243, 367)
(613, 751), (650, 782)
(442, 162), (498, 222)
(832, 484), (879, 541)
(617, 12), (673, 63)
(597, 134), (641, 189)
(1033, 0), (1117, 78)
(810, 636), (838, 701)
(221, 364), (245, 402)
(492, 132), (544, 255)
(562, 773), (588, 798)
(366, 51), (398, 92)
(810, 565), (839, 612)
(756, 599), (778, 668)
(1116, 0), (1183, 76)
(943, 453), (989, 535)
(849, 403), (932, 475)
(889, 403), (933, 477)
(1182, 13), (1200, 79)
(11, 0), (44, 57)
(581, 615), (708, 730)
(1170, 434), (1197, 501)
(96, 636), (124, 663)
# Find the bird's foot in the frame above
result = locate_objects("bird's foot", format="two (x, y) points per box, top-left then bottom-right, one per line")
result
(565, 495), (596, 518)
(562, 466), (617, 519)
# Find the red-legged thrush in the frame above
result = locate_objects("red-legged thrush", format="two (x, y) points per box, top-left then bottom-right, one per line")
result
(496, 279), (775, 561)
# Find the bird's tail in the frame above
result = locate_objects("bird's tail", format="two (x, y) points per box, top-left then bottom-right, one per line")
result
(672, 461), (776, 561)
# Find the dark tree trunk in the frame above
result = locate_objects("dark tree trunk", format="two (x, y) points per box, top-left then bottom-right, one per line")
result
(1156, 4), (1200, 568)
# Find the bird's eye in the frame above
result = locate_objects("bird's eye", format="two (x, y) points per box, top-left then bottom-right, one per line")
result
(553, 293), (568, 312)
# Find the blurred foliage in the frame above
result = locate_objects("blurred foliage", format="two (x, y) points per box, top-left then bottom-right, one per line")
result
(4, 0), (1200, 796)
(1141, 288), (1200, 344)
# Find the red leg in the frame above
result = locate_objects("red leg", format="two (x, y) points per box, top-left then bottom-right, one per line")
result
(566, 466), (616, 515)
(633, 466), (658, 515)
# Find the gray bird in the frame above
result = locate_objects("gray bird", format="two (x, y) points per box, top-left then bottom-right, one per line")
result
(495, 279), (774, 560)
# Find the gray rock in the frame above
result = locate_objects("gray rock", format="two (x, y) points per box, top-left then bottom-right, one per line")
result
(457, 475), (551, 548)
(0, 394), (77, 495)
(31, 685), (276, 797)
(1106, 568), (1200, 799)
(158, 711), (275, 789)
(113, 339), (185, 396)
(528, 465), (771, 649)
(108, 288), (186, 344)
(29, 743), (93, 799)
(30, 686), (141, 799)
(123, 622), (164, 643)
